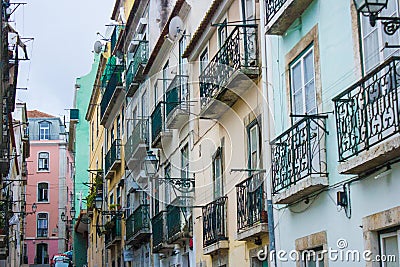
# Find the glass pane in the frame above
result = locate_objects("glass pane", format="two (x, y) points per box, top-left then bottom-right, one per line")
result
(382, 235), (399, 267)
(305, 81), (316, 114)
(307, 259), (316, 267)
(291, 62), (302, 92)
(363, 29), (380, 72)
(251, 127), (258, 152)
(294, 90), (303, 115)
(303, 50), (314, 84)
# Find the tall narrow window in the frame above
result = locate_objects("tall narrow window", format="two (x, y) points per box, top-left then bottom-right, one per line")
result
(361, 0), (400, 73)
(181, 144), (189, 180)
(290, 46), (316, 119)
(116, 115), (121, 140)
(248, 122), (260, 169)
(36, 243), (48, 264)
(37, 183), (49, 202)
(117, 187), (121, 206)
(38, 152), (49, 171)
(213, 147), (223, 199)
(244, 0), (255, 21)
(164, 164), (171, 206)
(91, 121), (94, 151)
(37, 213), (48, 237)
(200, 48), (209, 74)
(163, 61), (169, 94)
(39, 122), (50, 140)
(379, 229), (400, 267)
(179, 34), (188, 76)
(218, 20), (227, 48)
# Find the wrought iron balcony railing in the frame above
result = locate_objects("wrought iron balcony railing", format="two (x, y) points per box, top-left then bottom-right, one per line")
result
(166, 196), (192, 242)
(271, 116), (328, 194)
(105, 216), (122, 248)
(125, 119), (149, 161)
(333, 56), (400, 162)
(165, 75), (189, 119)
(126, 204), (150, 242)
(100, 64), (124, 120)
(202, 196), (228, 247)
(199, 25), (258, 110)
(236, 173), (266, 233)
(105, 139), (122, 176)
(151, 102), (164, 143)
(265, 0), (287, 25)
(126, 41), (148, 95)
(151, 211), (166, 251)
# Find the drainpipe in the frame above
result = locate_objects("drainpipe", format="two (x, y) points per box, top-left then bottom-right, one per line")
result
(258, 1), (277, 266)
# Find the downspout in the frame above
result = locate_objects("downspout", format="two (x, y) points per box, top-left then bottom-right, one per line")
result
(258, 1), (277, 266)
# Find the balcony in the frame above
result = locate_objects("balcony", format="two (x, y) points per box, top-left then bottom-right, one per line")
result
(126, 41), (148, 97)
(333, 57), (400, 174)
(236, 173), (268, 241)
(151, 102), (172, 148)
(199, 25), (259, 119)
(265, 0), (314, 35)
(126, 205), (150, 246)
(165, 75), (190, 129)
(166, 196), (192, 243)
(125, 120), (149, 170)
(202, 196), (228, 255)
(105, 216), (122, 249)
(152, 211), (173, 253)
(271, 116), (328, 204)
(100, 64), (124, 127)
(104, 139), (122, 179)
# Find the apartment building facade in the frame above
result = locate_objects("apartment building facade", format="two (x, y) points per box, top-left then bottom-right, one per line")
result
(25, 111), (73, 265)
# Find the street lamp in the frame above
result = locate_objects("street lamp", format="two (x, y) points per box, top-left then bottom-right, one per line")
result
(144, 150), (159, 177)
(94, 195), (103, 210)
(354, 0), (400, 34)
(61, 211), (67, 222)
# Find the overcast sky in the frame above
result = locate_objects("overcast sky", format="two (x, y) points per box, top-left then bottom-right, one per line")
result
(14, 0), (115, 118)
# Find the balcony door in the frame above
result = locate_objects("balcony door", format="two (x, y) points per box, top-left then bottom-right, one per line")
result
(35, 243), (48, 264)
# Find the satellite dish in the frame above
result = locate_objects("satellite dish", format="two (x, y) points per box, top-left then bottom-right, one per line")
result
(94, 41), (103, 54)
(168, 16), (184, 41)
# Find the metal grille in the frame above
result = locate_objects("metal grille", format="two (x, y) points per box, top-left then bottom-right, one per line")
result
(151, 211), (165, 250)
(202, 196), (228, 247)
(100, 64), (124, 119)
(165, 75), (189, 119)
(125, 41), (149, 91)
(125, 120), (148, 161)
(151, 102), (163, 143)
(236, 173), (266, 232)
(105, 139), (122, 175)
(271, 116), (327, 194)
(265, 0), (287, 24)
(333, 56), (400, 161)
(199, 25), (258, 109)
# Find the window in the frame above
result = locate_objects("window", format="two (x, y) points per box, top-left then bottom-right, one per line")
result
(379, 229), (400, 267)
(39, 122), (50, 140)
(181, 144), (189, 180)
(213, 147), (223, 199)
(37, 213), (48, 237)
(244, 0), (256, 21)
(38, 152), (49, 171)
(218, 20), (228, 48)
(117, 187), (121, 206)
(109, 193), (114, 205)
(163, 61), (169, 92)
(361, 1), (400, 73)
(91, 121), (94, 151)
(154, 177), (160, 215)
(116, 115), (121, 140)
(164, 164), (171, 207)
(290, 46), (316, 118)
(248, 121), (260, 169)
(300, 248), (325, 267)
(37, 183), (49, 202)
(179, 34), (188, 76)
(200, 48), (209, 74)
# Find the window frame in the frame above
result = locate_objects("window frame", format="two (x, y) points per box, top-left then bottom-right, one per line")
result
(37, 212), (49, 238)
(289, 45), (317, 120)
(379, 228), (400, 267)
(38, 152), (50, 172)
(247, 119), (261, 170)
(37, 182), (49, 203)
(212, 147), (224, 200)
(200, 47), (209, 74)
(38, 121), (50, 140)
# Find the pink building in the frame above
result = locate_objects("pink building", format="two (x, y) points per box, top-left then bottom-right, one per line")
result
(24, 110), (73, 265)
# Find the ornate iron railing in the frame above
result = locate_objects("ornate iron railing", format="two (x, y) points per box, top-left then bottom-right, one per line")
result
(165, 75), (189, 119)
(167, 203), (182, 240)
(265, 0), (287, 25)
(105, 139), (122, 175)
(125, 119), (148, 161)
(126, 41), (148, 92)
(100, 64), (124, 119)
(105, 215), (122, 247)
(126, 204), (150, 241)
(236, 173), (266, 232)
(333, 56), (400, 161)
(271, 116), (328, 194)
(151, 102), (164, 142)
(202, 196), (228, 247)
(199, 25), (258, 109)
(151, 211), (165, 249)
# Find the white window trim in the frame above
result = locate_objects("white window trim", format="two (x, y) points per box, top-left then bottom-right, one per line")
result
(199, 45), (209, 75)
(379, 230), (400, 267)
(38, 121), (51, 140)
(37, 151), (50, 173)
(37, 181), (50, 203)
(36, 212), (49, 238)
(290, 46), (316, 118)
